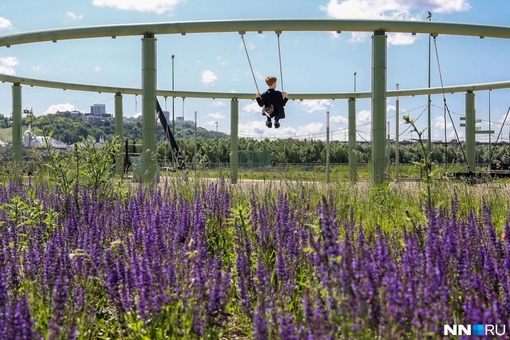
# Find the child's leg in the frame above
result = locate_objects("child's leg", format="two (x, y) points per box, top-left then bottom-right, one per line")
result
(265, 116), (272, 128)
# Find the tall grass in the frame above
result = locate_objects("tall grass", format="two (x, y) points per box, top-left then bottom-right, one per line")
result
(1, 140), (510, 338)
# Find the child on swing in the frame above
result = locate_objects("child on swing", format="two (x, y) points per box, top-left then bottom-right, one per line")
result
(256, 75), (288, 128)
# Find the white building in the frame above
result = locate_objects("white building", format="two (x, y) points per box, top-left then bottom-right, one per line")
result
(90, 104), (106, 116)
(22, 125), (68, 150)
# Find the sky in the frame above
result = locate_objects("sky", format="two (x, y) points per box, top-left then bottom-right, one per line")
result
(1, 0), (510, 142)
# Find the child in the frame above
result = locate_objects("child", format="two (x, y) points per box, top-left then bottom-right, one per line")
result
(256, 75), (288, 128)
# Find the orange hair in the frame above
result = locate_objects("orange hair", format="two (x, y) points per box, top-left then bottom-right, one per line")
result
(265, 76), (277, 87)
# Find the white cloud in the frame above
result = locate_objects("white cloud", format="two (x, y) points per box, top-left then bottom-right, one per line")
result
(43, 103), (76, 115)
(210, 101), (227, 108)
(66, 11), (84, 21)
(240, 41), (256, 51)
(201, 70), (218, 86)
(94, 66), (102, 73)
(296, 122), (324, 136)
(216, 57), (229, 67)
(0, 17), (13, 30)
(387, 32), (419, 46)
(321, 0), (471, 45)
(32, 65), (42, 72)
(297, 99), (332, 113)
(239, 120), (324, 139)
(322, 0), (470, 19)
(242, 102), (262, 114)
(207, 112), (225, 119)
(432, 115), (460, 140)
(92, 0), (184, 14)
(0, 57), (18, 75)
(357, 109), (371, 124)
(331, 115), (348, 124)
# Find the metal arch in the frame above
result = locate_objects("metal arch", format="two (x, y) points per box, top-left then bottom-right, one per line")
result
(2, 19), (510, 47)
(2, 73), (510, 100)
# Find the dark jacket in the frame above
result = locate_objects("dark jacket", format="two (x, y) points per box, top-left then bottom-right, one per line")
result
(256, 88), (288, 120)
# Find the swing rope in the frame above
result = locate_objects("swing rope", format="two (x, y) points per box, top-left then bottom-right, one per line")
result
(240, 33), (260, 93)
(241, 31), (285, 93)
(276, 32), (284, 92)
(487, 104), (510, 166)
(433, 35), (470, 170)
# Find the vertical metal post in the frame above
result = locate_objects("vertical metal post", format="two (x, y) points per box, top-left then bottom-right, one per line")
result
(194, 110), (197, 175)
(12, 83), (22, 166)
(488, 90), (491, 165)
(326, 110), (330, 183)
(372, 30), (387, 184)
(427, 12), (432, 159)
(387, 121), (390, 165)
(348, 98), (357, 183)
(114, 92), (124, 176)
(230, 98), (239, 184)
(395, 84), (400, 181)
(215, 121), (219, 167)
(141, 32), (157, 183)
(171, 55), (175, 135)
(465, 90), (476, 172)
(171, 55), (176, 169)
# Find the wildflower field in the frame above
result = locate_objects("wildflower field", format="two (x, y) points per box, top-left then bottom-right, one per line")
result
(1, 173), (510, 340)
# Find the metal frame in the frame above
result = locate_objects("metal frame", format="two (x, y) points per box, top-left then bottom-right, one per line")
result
(2, 19), (510, 183)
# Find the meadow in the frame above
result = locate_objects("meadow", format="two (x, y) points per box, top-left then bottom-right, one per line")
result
(1, 139), (510, 339)
(1, 171), (510, 339)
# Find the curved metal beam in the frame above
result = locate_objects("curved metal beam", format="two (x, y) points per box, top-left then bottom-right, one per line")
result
(2, 73), (510, 100)
(1, 19), (510, 47)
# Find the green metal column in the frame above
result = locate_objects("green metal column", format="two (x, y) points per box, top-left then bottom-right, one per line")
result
(395, 84), (400, 181)
(114, 92), (124, 176)
(141, 32), (157, 182)
(12, 83), (22, 165)
(230, 98), (239, 184)
(465, 90), (476, 172)
(326, 110), (330, 183)
(348, 98), (357, 183)
(371, 30), (387, 184)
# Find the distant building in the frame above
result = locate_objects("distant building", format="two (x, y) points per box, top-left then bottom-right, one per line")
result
(22, 125), (68, 150)
(163, 110), (170, 122)
(57, 110), (82, 117)
(90, 104), (106, 116)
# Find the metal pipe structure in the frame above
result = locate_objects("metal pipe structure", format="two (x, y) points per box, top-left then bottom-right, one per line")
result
(326, 110), (330, 183)
(3, 19), (510, 183)
(2, 73), (510, 100)
(114, 92), (124, 176)
(230, 99), (239, 184)
(372, 30), (387, 184)
(141, 33), (157, 182)
(465, 91), (476, 172)
(395, 84), (400, 181)
(2, 19), (510, 47)
(12, 83), (22, 166)
(348, 98), (357, 183)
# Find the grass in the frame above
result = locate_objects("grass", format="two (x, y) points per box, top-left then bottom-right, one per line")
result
(2, 148), (510, 337)
(155, 169), (510, 235)
(0, 127), (12, 143)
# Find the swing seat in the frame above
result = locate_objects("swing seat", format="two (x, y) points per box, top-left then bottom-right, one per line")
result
(263, 104), (274, 117)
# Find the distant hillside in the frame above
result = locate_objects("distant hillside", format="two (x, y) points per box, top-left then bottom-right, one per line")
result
(0, 114), (228, 145)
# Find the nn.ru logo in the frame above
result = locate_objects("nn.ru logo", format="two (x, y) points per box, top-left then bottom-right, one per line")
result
(443, 324), (506, 336)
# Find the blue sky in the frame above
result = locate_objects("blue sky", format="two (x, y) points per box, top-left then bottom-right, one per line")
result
(1, 0), (510, 142)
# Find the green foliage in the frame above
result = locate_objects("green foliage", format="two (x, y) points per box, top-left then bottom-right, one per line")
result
(43, 134), (126, 203)
(404, 115), (432, 211)
(0, 189), (58, 252)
